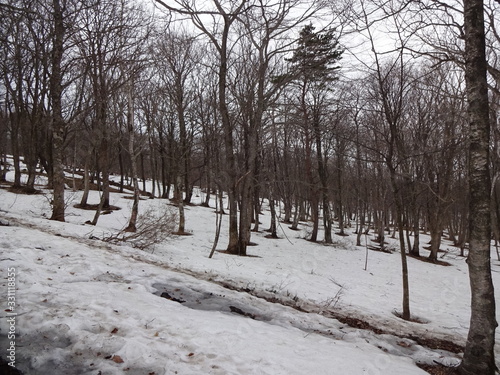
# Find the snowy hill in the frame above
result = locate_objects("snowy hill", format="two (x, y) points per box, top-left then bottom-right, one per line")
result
(1, 170), (499, 374)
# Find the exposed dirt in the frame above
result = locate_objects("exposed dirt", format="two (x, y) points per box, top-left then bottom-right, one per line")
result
(217, 279), (465, 357)
(73, 203), (121, 211)
(7, 185), (42, 195)
(408, 254), (452, 267)
(417, 363), (460, 374)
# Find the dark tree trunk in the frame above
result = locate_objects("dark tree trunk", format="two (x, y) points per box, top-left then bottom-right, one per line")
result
(49, 0), (65, 222)
(118, 144), (124, 193)
(428, 227), (442, 262)
(310, 198), (319, 242)
(389, 168), (410, 321)
(10, 115), (22, 188)
(411, 208), (421, 257)
(99, 137), (110, 209)
(267, 196), (278, 238)
(218, 20), (239, 255)
(80, 157), (90, 207)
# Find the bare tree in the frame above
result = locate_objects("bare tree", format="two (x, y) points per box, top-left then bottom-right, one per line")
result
(49, 0), (66, 221)
(155, 0), (249, 253)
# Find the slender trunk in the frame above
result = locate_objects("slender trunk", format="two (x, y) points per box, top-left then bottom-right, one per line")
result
(310, 199), (319, 242)
(140, 152), (146, 194)
(336, 154), (345, 236)
(411, 207), (421, 256)
(389, 170), (410, 320)
(150, 139), (157, 198)
(219, 21), (239, 254)
(11, 116), (22, 188)
(118, 144), (124, 193)
(80, 158), (90, 206)
(125, 84), (139, 233)
(356, 204), (365, 246)
(100, 137), (110, 208)
(311, 103), (332, 243)
(0, 152), (7, 182)
(208, 186), (223, 259)
(252, 155), (262, 232)
(268, 196), (278, 238)
(405, 221), (412, 257)
(49, 0), (65, 222)
(176, 178), (185, 233)
(91, 189), (106, 226)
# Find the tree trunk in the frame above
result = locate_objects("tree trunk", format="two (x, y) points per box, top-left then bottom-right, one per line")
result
(428, 227), (442, 262)
(99, 137), (110, 209)
(267, 196), (278, 238)
(218, 20), (239, 255)
(10, 116), (22, 188)
(291, 197), (302, 230)
(411, 208), (421, 256)
(49, 0), (65, 222)
(389, 169), (410, 321)
(0, 152), (7, 182)
(80, 157), (90, 207)
(125, 83), (139, 233)
(176, 178), (185, 233)
(460, 0), (497, 373)
(356, 204), (365, 246)
(118, 144), (124, 193)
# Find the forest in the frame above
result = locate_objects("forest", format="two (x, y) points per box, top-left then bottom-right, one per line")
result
(0, 0), (499, 373)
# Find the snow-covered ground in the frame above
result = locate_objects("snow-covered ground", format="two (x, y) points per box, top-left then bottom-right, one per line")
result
(1, 167), (499, 374)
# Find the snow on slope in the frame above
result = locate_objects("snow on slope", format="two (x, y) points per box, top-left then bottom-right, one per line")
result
(0, 169), (498, 374)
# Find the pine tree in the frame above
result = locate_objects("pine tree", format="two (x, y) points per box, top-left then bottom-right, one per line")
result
(287, 24), (343, 85)
(286, 24), (343, 243)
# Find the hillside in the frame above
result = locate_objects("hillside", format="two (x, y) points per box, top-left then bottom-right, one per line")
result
(1, 169), (499, 374)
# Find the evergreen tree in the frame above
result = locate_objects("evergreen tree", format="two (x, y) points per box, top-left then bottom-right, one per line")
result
(286, 24), (343, 242)
(287, 24), (343, 85)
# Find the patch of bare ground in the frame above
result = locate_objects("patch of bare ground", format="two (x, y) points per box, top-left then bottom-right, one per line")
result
(172, 231), (193, 236)
(8, 185), (42, 195)
(215, 279), (464, 356)
(122, 195), (148, 200)
(74, 203), (121, 212)
(216, 250), (262, 258)
(408, 254), (452, 267)
(417, 363), (460, 375)
(407, 335), (463, 354)
(367, 244), (393, 254)
(326, 312), (463, 355)
(226, 282), (467, 360)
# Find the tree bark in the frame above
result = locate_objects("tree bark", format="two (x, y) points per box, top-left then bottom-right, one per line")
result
(460, 0), (497, 373)
(49, 0), (65, 222)
(125, 83), (140, 233)
(80, 157), (90, 207)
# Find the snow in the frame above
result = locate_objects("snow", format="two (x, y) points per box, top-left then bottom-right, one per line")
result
(1, 167), (498, 374)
